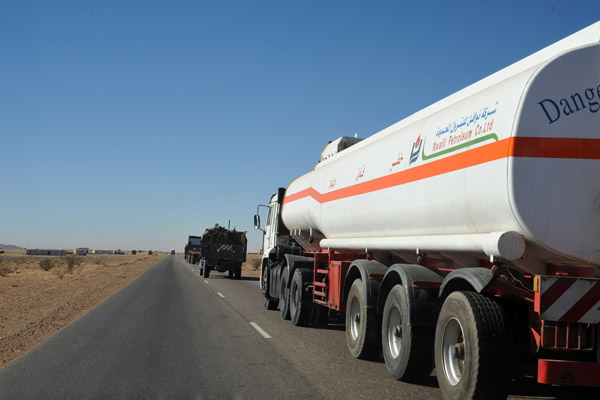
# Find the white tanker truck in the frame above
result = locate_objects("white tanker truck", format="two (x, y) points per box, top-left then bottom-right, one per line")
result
(255, 22), (600, 399)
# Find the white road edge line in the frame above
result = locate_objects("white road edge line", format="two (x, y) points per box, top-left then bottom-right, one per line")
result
(217, 292), (225, 298)
(249, 322), (272, 339)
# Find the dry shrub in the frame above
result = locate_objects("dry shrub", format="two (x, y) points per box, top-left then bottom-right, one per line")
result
(39, 259), (55, 271)
(63, 254), (79, 274)
(0, 258), (9, 277)
(247, 255), (262, 271)
(54, 268), (65, 280)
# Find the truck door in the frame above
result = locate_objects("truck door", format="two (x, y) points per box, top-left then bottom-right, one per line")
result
(264, 202), (279, 253)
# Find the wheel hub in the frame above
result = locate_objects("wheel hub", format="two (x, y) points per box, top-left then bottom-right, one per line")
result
(349, 298), (361, 340)
(441, 317), (465, 386)
(387, 306), (402, 359)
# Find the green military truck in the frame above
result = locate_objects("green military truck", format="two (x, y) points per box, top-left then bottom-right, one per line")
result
(187, 225), (247, 279)
(185, 236), (203, 264)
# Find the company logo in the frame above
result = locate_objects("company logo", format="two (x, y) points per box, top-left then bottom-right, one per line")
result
(409, 135), (423, 164)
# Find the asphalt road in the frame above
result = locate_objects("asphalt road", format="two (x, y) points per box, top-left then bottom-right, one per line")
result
(0, 256), (598, 399)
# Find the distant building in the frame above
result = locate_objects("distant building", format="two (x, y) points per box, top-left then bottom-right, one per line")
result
(73, 248), (89, 256)
(26, 249), (68, 256)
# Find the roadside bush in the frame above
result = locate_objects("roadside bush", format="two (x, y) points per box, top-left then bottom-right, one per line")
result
(247, 255), (262, 271)
(39, 259), (55, 271)
(63, 254), (79, 274)
(0, 257), (9, 277)
(54, 268), (65, 280)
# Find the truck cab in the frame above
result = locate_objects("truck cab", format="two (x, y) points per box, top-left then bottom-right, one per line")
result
(255, 188), (304, 310)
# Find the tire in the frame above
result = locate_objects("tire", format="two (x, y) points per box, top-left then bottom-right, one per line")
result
(312, 305), (329, 328)
(346, 279), (380, 359)
(234, 264), (241, 279)
(434, 291), (513, 400)
(290, 269), (311, 326)
(382, 285), (434, 382)
(228, 269), (234, 279)
(262, 265), (278, 310)
(203, 264), (210, 278)
(280, 267), (290, 320)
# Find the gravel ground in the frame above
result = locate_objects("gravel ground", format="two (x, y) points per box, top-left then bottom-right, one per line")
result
(0, 251), (262, 368)
(0, 252), (166, 368)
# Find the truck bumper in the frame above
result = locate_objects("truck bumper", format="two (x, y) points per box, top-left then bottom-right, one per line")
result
(538, 359), (600, 387)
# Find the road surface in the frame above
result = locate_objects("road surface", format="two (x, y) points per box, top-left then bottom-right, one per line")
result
(0, 256), (598, 399)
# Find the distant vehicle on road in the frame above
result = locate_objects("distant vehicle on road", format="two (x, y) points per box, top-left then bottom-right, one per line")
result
(171, 249), (175, 255)
(186, 225), (247, 279)
(184, 236), (202, 263)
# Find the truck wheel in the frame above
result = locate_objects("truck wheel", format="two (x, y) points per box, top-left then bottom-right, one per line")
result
(280, 267), (290, 320)
(290, 269), (311, 326)
(262, 266), (278, 310)
(435, 291), (513, 400)
(346, 279), (379, 359)
(234, 264), (241, 279)
(382, 285), (433, 382)
(312, 305), (329, 328)
(203, 265), (210, 278)
(228, 269), (234, 279)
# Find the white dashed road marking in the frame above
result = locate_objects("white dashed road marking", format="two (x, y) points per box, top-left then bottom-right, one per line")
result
(217, 292), (225, 298)
(249, 322), (272, 339)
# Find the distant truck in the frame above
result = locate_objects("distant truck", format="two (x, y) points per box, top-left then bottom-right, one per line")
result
(185, 236), (203, 263)
(171, 249), (175, 255)
(187, 225), (247, 279)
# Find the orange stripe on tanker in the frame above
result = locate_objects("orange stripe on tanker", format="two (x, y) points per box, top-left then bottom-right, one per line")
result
(283, 137), (600, 205)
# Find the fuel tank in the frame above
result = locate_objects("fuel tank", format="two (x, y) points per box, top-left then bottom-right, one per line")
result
(282, 23), (600, 274)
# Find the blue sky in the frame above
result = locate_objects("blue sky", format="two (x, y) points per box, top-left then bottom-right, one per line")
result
(2, 1), (600, 252)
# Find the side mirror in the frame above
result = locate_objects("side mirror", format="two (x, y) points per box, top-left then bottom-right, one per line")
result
(254, 214), (261, 230)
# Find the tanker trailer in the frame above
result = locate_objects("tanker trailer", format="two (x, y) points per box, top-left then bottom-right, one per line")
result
(256, 22), (600, 400)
